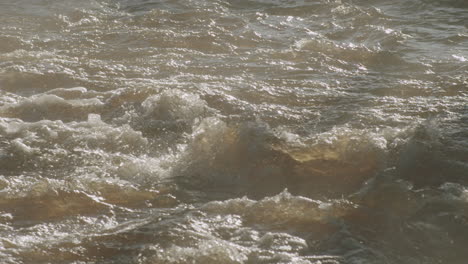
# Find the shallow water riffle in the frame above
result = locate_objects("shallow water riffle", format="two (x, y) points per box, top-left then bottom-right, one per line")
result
(1, 0), (467, 263)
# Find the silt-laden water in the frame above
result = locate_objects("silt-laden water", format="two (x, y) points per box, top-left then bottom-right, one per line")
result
(0, 0), (467, 263)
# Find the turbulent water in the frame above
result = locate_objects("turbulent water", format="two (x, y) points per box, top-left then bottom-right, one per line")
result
(0, 0), (467, 263)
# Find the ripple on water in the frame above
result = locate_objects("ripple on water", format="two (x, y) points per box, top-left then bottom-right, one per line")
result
(0, 0), (467, 263)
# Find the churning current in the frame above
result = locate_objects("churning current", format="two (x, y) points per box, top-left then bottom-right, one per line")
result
(0, 0), (467, 263)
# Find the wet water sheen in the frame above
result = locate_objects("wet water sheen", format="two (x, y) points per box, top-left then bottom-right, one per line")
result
(0, 0), (467, 263)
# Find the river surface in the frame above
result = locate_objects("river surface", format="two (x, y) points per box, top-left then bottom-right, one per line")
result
(0, 0), (467, 263)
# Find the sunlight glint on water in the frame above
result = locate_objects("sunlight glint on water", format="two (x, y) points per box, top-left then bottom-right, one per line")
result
(0, 0), (467, 263)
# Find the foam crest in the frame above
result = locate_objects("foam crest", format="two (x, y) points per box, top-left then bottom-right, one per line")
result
(295, 37), (412, 70)
(154, 240), (248, 264)
(142, 201), (342, 264)
(0, 93), (104, 122)
(176, 119), (392, 198)
(203, 189), (355, 227)
(0, 114), (150, 176)
(141, 89), (210, 125)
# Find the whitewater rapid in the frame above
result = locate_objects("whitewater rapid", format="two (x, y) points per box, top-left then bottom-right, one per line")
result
(0, 0), (467, 263)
